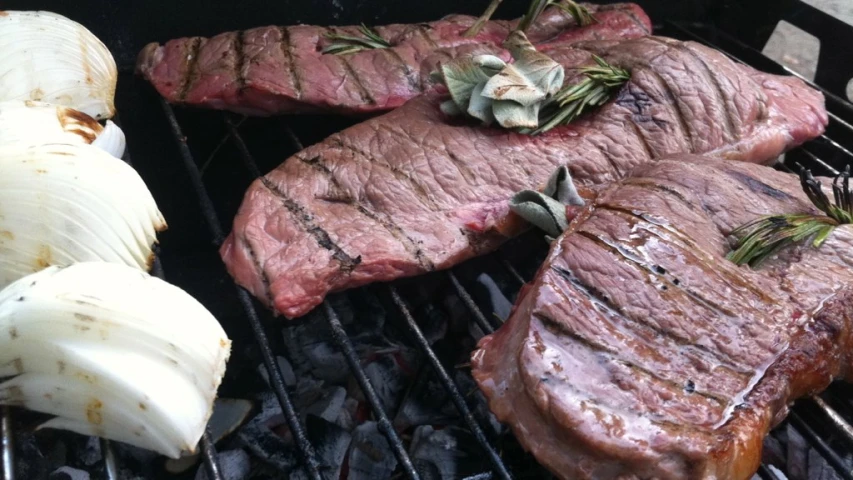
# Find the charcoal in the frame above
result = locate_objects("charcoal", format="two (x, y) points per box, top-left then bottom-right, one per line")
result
(304, 341), (350, 384)
(394, 367), (457, 431)
(807, 449), (844, 480)
(410, 426), (482, 479)
(257, 356), (297, 387)
(195, 449), (252, 480)
(79, 437), (101, 467)
(347, 421), (398, 480)
(767, 465), (788, 480)
(237, 393), (300, 473)
(15, 431), (48, 480)
(289, 416), (351, 480)
(412, 302), (449, 346)
(49, 466), (90, 480)
(345, 288), (387, 336)
(454, 370), (502, 436)
(786, 424), (809, 479)
(304, 386), (347, 424)
(474, 273), (513, 323)
(363, 354), (408, 412)
(762, 434), (786, 468)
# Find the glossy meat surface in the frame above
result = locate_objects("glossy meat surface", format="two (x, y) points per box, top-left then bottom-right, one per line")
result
(472, 157), (853, 479)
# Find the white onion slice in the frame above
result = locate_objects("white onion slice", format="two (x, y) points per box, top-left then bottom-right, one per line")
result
(0, 11), (117, 119)
(91, 120), (127, 158)
(0, 263), (231, 458)
(0, 143), (166, 289)
(0, 101), (126, 157)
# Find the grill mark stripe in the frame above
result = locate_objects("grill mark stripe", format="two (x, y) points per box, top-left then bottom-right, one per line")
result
(533, 311), (730, 406)
(577, 229), (739, 319)
(241, 237), (274, 305)
(586, 134), (623, 178)
(620, 9), (652, 34)
(621, 178), (696, 210)
(626, 119), (656, 160)
(234, 31), (246, 90)
(417, 25), (439, 49)
(551, 264), (752, 375)
(340, 57), (376, 105)
(280, 27), (303, 99)
(445, 150), (480, 184)
(384, 48), (421, 91)
(596, 203), (778, 306)
(355, 204), (435, 271)
(648, 37), (737, 141)
(297, 155), (435, 271)
(328, 137), (441, 210)
(177, 37), (203, 101)
(259, 176), (361, 273)
(646, 68), (695, 152)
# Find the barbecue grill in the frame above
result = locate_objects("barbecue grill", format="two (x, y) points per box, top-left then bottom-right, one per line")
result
(2, 0), (853, 478)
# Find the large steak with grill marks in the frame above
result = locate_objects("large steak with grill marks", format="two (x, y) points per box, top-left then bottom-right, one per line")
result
(136, 3), (651, 116)
(219, 36), (828, 318)
(472, 157), (853, 480)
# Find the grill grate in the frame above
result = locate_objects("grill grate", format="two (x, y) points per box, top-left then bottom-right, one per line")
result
(3, 19), (853, 480)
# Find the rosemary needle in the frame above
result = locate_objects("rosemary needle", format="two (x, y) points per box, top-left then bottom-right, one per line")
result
(728, 165), (852, 268)
(323, 24), (390, 55)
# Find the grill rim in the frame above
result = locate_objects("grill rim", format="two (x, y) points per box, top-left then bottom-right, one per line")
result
(3, 12), (853, 480)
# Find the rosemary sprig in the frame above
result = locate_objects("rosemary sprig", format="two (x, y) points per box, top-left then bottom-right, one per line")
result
(728, 165), (853, 268)
(322, 24), (391, 55)
(530, 55), (629, 134)
(518, 0), (597, 33)
(464, 0), (504, 37)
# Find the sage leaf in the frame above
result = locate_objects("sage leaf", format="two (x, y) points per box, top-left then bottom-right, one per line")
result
(482, 32), (564, 106)
(441, 57), (492, 110)
(492, 99), (540, 129)
(474, 55), (508, 75)
(510, 166), (585, 238)
(467, 82), (496, 124)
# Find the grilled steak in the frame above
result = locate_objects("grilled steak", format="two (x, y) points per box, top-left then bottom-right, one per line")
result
(220, 36), (828, 318)
(136, 3), (651, 116)
(471, 157), (853, 480)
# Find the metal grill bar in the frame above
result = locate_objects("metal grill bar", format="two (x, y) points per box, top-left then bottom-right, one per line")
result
(757, 464), (783, 480)
(789, 412), (853, 480)
(388, 286), (512, 480)
(224, 118), (423, 479)
(1, 408), (12, 480)
(160, 99), (324, 480)
(100, 438), (119, 480)
(323, 302), (421, 480)
(812, 396), (853, 445)
(447, 272), (498, 334)
(199, 430), (223, 480)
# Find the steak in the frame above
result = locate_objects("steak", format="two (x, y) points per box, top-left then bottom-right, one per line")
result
(136, 3), (651, 116)
(219, 36), (828, 318)
(471, 157), (853, 479)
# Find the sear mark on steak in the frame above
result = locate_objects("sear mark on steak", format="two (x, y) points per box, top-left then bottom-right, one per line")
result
(472, 156), (853, 480)
(137, 3), (652, 116)
(727, 169), (794, 200)
(259, 176), (362, 273)
(220, 36), (828, 318)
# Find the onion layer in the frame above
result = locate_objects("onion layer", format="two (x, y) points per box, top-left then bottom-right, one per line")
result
(0, 262), (231, 458)
(0, 143), (166, 289)
(0, 100), (126, 158)
(0, 11), (117, 119)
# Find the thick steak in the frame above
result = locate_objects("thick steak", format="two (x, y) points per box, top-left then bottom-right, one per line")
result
(136, 3), (651, 116)
(472, 157), (853, 480)
(220, 37), (828, 318)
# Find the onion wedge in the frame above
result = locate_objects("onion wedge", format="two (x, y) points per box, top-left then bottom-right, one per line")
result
(0, 100), (126, 158)
(0, 262), (231, 458)
(0, 11), (117, 119)
(0, 143), (166, 289)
